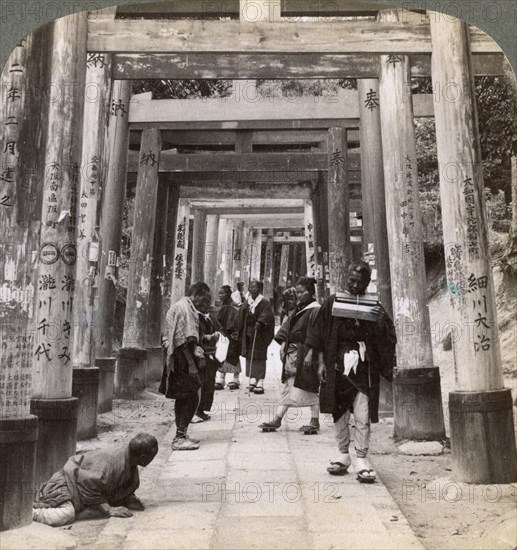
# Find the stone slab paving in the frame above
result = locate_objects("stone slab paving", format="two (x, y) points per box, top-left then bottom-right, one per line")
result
(71, 341), (424, 550)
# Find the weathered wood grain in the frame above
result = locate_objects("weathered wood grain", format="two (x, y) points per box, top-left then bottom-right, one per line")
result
(128, 93), (436, 124)
(114, 52), (503, 79)
(32, 14), (88, 399)
(88, 19), (500, 54)
(122, 128), (161, 349)
(431, 18), (504, 392)
(127, 151), (360, 172)
(96, 80), (132, 359)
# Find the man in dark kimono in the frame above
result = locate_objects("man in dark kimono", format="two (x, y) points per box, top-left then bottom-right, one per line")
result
(215, 285), (242, 390)
(160, 282), (212, 450)
(239, 279), (275, 394)
(33, 433), (158, 527)
(193, 306), (223, 422)
(306, 261), (396, 482)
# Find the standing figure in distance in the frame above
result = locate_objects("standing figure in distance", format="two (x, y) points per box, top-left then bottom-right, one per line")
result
(231, 281), (246, 306)
(239, 279), (275, 395)
(279, 286), (298, 325)
(215, 285), (242, 390)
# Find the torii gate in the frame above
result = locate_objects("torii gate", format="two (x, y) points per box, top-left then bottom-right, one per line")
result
(0, 0), (516, 532)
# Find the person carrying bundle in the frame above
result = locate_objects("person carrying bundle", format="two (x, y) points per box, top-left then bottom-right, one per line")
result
(305, 261), (396, 483)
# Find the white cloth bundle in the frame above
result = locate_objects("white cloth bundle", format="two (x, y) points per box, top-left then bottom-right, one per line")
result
(343, 341), (366, 376)
(215, 333), (230, 363)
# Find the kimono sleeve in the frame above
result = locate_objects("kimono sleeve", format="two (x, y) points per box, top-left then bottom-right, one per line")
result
(211, 314), (223, 332)
(257, 300), (275, 346)
(274, 318), (289, 345)
(256, 299), (275, 327)
(305, 297), (332, 351)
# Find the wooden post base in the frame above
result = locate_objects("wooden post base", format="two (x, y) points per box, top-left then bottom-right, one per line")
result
(146, 347), (164, 385)
(0, 416), (38, 531)
(449, 389), (517, 484)
(30, 398), (78, 494)
(393, 367), (446, 440)
(378, 377), (394, 418)
(96, 357), (116, 413)
(115, 348), (147, 399)
(72, 368), (100, 440)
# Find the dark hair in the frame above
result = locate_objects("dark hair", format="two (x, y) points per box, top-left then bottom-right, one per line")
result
(249, 279), (263, 292)
(129, 433), (158, 456)
(236, 282), (244, 290)
(282, 287), (297, 299)
(348, 260), (372, 280)
(220, 285), (231, 294)
(187, 281), (210, 297)
(296, 276), (317, 296)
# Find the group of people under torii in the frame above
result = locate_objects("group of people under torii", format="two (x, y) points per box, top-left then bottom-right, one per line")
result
(32, 260), (396, 526)
(157, 259), (397, 477)
(160, 278), (276, 451)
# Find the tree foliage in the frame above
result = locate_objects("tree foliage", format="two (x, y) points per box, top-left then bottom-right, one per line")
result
(132, 79), (232, 99)
(414, 73), (517, 248)
(476, 74), (517, 199)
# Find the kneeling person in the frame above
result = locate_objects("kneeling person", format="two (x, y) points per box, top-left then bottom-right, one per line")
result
(33, 433), (158, 526)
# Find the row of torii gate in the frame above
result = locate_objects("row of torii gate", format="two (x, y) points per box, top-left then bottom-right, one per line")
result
(1, 0), (516, 532)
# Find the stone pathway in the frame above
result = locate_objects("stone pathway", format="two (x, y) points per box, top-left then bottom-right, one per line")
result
(70, 343), (424, 549)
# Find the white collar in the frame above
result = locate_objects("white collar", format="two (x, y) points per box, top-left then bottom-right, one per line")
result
(299, 301), (319, 313)
(247, 293), (263, 313)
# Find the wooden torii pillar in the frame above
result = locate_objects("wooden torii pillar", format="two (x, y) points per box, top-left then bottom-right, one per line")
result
(358, 78), (394, 416)
(146, 178), (169, 383)
(161, 185), (179, 327)
(250, 228), (262, 281)
(303, 199), (319, 290)
(378, 9), (445, 441)
(170, 199), (191, 305)
(223, 219), (234, 287)
(304, 198), (325, 303)
(300, 242), (307, 280)
(233, 220), (245, 285)
(327, 127), (351, 294)
(287, 242), (294, 286)
(191, 208), (207, 283)
(314, 172), (330, 297)
(241, 224), (253, 289)
(0, 30), (48, 532)
(291, 243), (300, 285)
(117, 128), (161, 398)
(204, 214), (220, 292)
(263, 228), (275, 301)
(215, 218), (229, 292)
(95, 80), (131, 413)
(357, 78), (393, 317)
(71, 53), (112, 440)
(30, 13), (87, 489)
(278, 244), (289, 289)
(430, 17), (517, 483)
